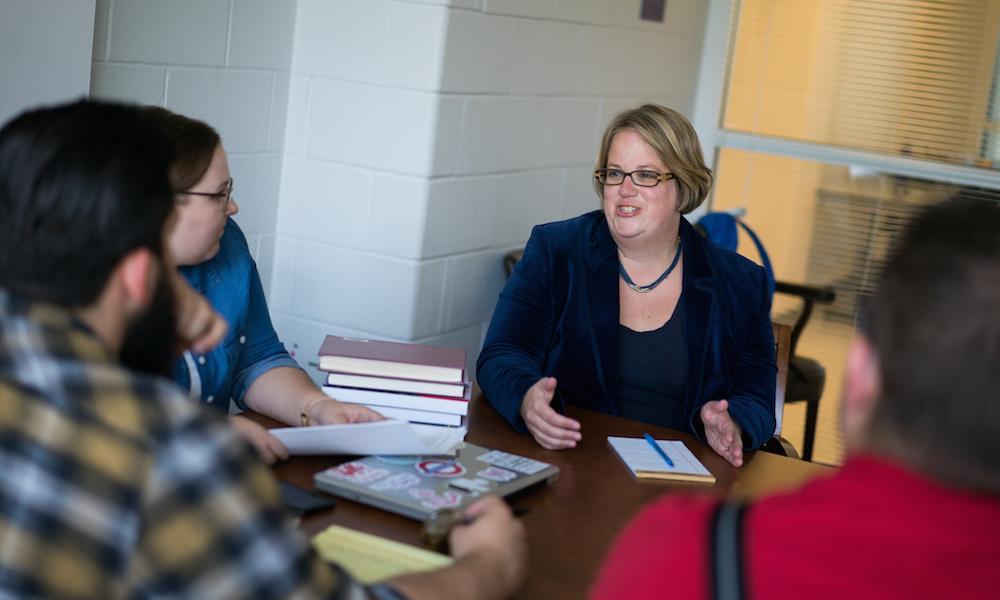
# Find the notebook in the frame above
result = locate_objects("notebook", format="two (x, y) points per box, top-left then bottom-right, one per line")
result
(314, 443), (559, 520)
(312, 525), (452, 584)
(607, 436), (716, 483)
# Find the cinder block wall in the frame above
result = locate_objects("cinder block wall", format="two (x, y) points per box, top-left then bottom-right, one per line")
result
(88, 0), (708, 381)
(271, 0), (708, 380)
(89, 0), (296, 294)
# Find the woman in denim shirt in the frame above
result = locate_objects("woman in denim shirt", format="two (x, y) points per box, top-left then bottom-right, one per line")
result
(150, 108), (381, 463)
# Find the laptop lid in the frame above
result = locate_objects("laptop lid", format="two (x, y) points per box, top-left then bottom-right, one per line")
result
(314, 443), (559, 520)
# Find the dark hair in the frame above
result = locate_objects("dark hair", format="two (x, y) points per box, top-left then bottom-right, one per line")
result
(140, 106), (220, 192)
(863, 195), (1000, 492)
(0, 100), (174, 307)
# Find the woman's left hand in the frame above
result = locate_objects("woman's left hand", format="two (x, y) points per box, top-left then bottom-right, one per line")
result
(307, 396), (384, 426)
(700, 399), (744, 467)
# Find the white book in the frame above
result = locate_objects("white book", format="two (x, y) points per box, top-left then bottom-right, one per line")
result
(325, 372), (467, 398)
(363, 404), (464, 427)
(323, 385), (469, 416)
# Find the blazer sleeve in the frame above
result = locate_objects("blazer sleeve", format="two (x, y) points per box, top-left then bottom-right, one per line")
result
(476, 226), (556, 432)
(724, 265), (778, 450)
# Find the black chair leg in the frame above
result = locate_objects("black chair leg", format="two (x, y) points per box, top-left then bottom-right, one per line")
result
(802, 397), (819, 462)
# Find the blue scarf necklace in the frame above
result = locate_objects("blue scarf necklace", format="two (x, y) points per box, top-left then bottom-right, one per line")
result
(618, 236), (682, 293)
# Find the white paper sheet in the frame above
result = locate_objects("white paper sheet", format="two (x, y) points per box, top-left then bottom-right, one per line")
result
(270, 420), (467, 456)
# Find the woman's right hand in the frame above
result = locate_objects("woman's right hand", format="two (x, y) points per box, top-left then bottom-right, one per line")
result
(519, 377), (582, 449)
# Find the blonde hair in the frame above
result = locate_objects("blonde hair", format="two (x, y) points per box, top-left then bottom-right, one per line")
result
(593, 104), (712, 214)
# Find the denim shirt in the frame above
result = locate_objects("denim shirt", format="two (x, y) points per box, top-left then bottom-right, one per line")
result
(171, 219), (300, 413)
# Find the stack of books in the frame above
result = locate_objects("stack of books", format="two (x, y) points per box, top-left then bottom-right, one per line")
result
(318, 335), (469, 427)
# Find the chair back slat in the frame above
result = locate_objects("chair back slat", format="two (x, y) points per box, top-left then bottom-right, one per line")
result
(772, 321), (792, 436)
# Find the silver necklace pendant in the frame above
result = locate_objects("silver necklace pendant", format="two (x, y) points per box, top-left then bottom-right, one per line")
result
(625, 281), (653, 293)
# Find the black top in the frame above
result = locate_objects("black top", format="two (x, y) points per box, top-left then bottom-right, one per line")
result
(616, 297), (688, 430)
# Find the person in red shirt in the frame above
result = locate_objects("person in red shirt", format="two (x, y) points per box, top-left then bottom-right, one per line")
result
(592, 196), (1000, 600)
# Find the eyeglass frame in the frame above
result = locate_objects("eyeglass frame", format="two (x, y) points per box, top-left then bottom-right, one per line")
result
(593, 168), (676, 187)
(182, 177), (234, 210)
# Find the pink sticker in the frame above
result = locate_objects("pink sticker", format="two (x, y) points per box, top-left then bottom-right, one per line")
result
(448, 478), (491, 493)
(407, 487), (464, 509)
(415, 459), (467, 478)
(408, 487), (437, 500)
(325, 461), (389, 484)
(370, 472), (421, 492)
(476, 466), (517, 482)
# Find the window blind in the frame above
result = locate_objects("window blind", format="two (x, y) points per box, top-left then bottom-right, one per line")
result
(709, 0), (1000, 465)
(723, 0), (1000, 170)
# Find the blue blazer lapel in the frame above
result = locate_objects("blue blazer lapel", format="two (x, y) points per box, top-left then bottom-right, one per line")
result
(681, 218), (719, 415)
(583, 217), (620, 414)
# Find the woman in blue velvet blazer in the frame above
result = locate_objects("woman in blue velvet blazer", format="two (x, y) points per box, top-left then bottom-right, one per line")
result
(477, 105), (776, 467)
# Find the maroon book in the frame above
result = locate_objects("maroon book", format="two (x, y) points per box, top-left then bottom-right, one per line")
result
(318, 335), (466, 383)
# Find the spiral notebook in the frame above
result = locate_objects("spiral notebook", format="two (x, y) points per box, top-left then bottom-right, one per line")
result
(607, 436), (716, 483)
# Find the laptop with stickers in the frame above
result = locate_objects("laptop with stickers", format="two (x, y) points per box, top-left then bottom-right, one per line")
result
(313, 443), (560, 520)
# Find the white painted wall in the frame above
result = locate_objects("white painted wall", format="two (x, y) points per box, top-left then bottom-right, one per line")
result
(0, 0), (96, 125)
(89, 0), (297, 295)
(85, 0), (708, 379)
(271, 0), (709, 380)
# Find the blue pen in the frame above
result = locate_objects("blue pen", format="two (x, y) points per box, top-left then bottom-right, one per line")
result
(643, 432), (675, 467)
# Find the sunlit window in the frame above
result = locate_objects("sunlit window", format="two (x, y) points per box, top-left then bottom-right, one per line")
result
(709, 0), (1000, 465)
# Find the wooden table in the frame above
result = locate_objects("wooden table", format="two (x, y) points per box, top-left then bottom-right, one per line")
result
(264, 397), (834, 599)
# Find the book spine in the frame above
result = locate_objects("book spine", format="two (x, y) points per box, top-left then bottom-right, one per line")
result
(318, 355), (464, 383)
(318, 335), (466, 369)
(323, 386), (470, 416)
(324, 372), (468, 398)
(362, 404), (464, 427)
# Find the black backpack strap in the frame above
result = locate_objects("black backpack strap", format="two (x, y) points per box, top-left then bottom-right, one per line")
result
(709, 501), (750, 600)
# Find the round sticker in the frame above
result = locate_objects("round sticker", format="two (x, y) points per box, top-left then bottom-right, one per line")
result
(415, 459), (467, 478)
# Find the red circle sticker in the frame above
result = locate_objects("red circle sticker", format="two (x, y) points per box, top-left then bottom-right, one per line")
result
(415, 459), (466, 478)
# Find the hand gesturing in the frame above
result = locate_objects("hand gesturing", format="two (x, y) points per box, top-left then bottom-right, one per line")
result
(519, 377), (581, 450)
(700, 399), (744, 467)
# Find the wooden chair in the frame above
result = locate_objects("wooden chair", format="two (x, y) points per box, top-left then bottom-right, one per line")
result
(774, 282), (835, 461)
(693, 211), (835, 461)
(503, 249), (523, 278)
(761, 321), (799, 458)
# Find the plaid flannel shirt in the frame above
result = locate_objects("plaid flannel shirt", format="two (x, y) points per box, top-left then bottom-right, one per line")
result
(0, 290), (372, 599)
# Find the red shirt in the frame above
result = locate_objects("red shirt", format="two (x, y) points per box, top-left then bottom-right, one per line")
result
(591, 455), (1000, 599)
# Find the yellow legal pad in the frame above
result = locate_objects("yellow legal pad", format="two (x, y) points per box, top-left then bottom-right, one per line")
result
(312, 525), (453, 584)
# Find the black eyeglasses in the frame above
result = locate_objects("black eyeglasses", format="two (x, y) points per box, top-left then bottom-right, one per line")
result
(183, 177), (233, 209)
(594, 168), (675, 187)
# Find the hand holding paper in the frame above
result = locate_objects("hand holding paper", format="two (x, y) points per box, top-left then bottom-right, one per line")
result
(270, 420), (467, 455)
